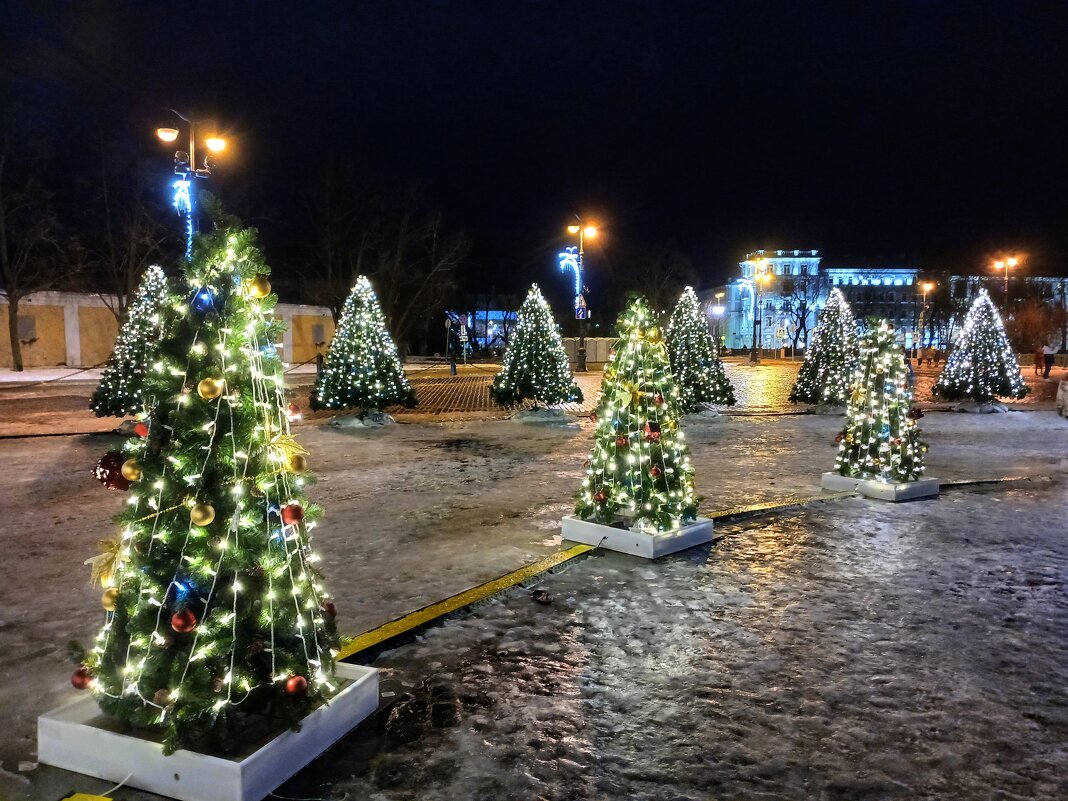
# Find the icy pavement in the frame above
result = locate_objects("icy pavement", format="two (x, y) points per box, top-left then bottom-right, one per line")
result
(295, 483), (1068, 801)
(1, 412), (1066, 798)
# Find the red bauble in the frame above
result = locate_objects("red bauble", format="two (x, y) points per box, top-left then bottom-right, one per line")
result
(320, 601), (337, 620)
(93, 451), (132, 491)
(893, 437), (903, 446)
(171, 609), (198, 633)
(133, 422), (149, 438)
(285, 675), (309, 696)
(71, 665), (92, 690)
(650, 465), (662, 478)
(654, 394), (664, 406)
(834, 433), (843, 443)
(281, 503), (305, 526)
(615, 436), (627, 448)
(593, 490), (607, 503)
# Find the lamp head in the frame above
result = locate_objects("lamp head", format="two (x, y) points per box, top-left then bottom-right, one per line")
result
(567, 224), (581, 235)
(205, 137), (226, 153)
(156, 127), (179, 143)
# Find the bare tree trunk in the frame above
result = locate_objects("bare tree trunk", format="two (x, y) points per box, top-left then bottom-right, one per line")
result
(6, 292), (23, 371)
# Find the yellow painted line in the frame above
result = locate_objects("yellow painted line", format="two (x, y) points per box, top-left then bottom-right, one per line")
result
(337, 543), (594, 661)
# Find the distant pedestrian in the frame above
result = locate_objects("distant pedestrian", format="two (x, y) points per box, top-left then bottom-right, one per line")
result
(1043, 343), (1056, 380)
(904, 352), (915, 387)
(1034, 345), (1044, 377)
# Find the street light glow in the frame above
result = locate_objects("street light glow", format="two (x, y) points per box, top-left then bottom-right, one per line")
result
(205, 137), (227, 153)
(567, 224), (581, 234)
(1006, 257), (1019, 267)
(922, 281), (934, 292)
(156, 127), (179, 142)
(584, 225), (597, 238)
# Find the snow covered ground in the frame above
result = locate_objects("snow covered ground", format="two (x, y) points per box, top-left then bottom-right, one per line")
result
(1, 411), (1066, 798)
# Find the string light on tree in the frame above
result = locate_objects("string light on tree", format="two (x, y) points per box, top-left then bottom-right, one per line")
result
(77, 226), (340, 754)
(90, 266), (171, 418)
(575, 296), (698, 532)
(490, 284), (582, 407)
(790, 287), (859, 406)
(932, 288), (1028, 404)
(833, 320), (927, 483)
(310, 276), (416, 413)
(665, 286), (735, 411)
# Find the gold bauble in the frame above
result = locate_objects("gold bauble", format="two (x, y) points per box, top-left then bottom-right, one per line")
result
(247, 275), (272, 299)
(101, 587), (120, 611)
(120, 458), (142, 482)
(197, 377), (225, 400)
(287, 453), (308, 473)
(190, 503), (216, 527)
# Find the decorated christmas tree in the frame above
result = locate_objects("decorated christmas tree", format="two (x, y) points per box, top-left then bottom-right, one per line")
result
(311, 275), (416, 412)
(790, 287), (859, 405)
(575, 296), (698, 531)
(77, 227), (340, 754)
(833, 320), (926, 482)
(90, 265), (171, 417)
(490, 283), (582, 406)
(933, 288), (1028, 403)
(665, 286), (735, 411)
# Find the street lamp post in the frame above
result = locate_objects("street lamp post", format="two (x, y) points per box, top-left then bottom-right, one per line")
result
(560, 218), (597, 372)
(918, 280), (934, 350)
(155, 112), (226, 259)
(750, 259), (770, 364)
(993, 257), (1019, 307)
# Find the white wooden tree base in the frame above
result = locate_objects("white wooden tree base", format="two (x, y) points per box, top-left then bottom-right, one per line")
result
(562, 515), (714, 559)
(821, 471), (940, 501)
(37, 663), (378, 801)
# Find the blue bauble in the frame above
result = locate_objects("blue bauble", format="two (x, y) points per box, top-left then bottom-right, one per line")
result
(191, 287), (218, 314)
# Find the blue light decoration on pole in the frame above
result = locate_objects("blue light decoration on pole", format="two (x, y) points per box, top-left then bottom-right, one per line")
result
(155, 115), (226, 260)
(559, 219), (597, 371)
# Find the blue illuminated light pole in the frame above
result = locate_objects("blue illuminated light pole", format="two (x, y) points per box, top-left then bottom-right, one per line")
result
(155, 113), (226, 259)
(559, 218), (597, 371)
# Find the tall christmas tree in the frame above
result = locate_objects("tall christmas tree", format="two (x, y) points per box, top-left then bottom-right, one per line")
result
(665, 286), (735, 411)
(833, 320), (926, 482)
(90, 265), (171, 417)
(77, 228), (339, 754)
(311, 276), (416, 412)
(933, 288), (1028, 403)
(790, 287), (859, 405)
(575, 296), (698, 531)
(490, 283), (582, 406)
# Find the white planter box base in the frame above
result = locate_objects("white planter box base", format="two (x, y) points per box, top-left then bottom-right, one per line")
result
(562, 515), (714, 559)
(38, 663), (378, 801)
(821, 472), (940, 501)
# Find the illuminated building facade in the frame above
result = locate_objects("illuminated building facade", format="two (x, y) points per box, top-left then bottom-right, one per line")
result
(701, 250), (923, 352)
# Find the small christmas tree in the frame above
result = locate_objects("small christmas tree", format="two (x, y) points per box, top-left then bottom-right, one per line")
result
(666, 286), (735, 411)
(833, 320), (926, 482)
(933, 288), (1028, 403)
(311, 276), (416, 412)
(78, 227), (339, 754)
(90, 265), (171, 417)
(790, 287), (859, 405)
(575, 296), (698, 531)
(490, 283), (582, 406)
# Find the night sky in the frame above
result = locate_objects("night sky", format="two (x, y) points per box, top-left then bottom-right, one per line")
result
(5, 1), (1068, 302)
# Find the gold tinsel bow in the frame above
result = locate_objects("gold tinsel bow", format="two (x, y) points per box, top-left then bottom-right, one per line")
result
(269, 433), (307, 463)
(85, 531), (125, 586)
(616, 380), (647, 409)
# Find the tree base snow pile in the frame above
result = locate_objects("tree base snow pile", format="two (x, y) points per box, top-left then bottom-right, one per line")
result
(329, 411), (396, 429)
